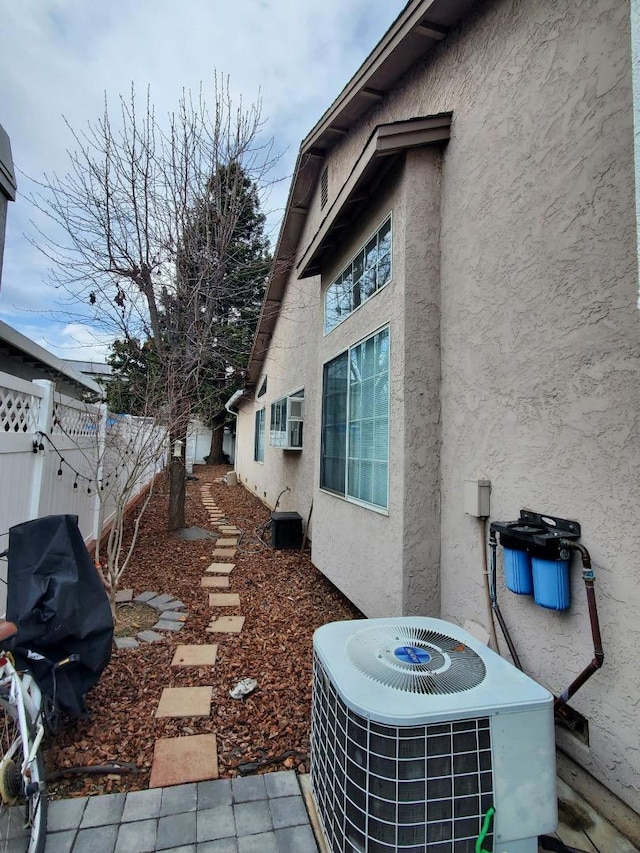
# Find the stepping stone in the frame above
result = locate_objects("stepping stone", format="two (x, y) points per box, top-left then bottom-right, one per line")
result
(114, 636), (139, 650)
(209, 593), (240, 607)
(137, 630), (165, 644)
(216, 538), (238, 547)
(206, 563), (235, 574)
(159, 600), (186, 611)
(135, 591), (158, 603)
(159, 610), (188, 622)
(147, 594), (176, 609)
(149, 734), (218, 788)
(172, 645), (218, 667)
(153, 620), (184, 632)
(211, 549), (236, 559)
(201, 576), (229, 588)
(155, 686), (212, 718)
(206, 616), (245, 634)
(219, 528), (241, 535)
(115, 588), (133, 603)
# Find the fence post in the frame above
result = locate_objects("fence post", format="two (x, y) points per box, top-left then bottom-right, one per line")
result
(28, 380), (55, 521)
(92, 402), (108, 545)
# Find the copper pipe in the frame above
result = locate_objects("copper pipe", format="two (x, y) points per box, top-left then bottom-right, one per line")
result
(554, 541), (604, 711)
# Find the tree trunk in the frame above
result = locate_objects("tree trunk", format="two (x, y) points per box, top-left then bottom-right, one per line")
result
(206, 424), (225, 464)
(205, 409), (229, 464)
(168, 458), (186, 530)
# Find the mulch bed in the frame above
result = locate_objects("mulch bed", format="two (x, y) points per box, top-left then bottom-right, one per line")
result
(43, 464), (362, 798)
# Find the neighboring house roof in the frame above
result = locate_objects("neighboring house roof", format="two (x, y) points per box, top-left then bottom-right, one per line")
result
(0, 319), (103, 399)
(62, 359), (114, 380)
(246, 0), (473, 387)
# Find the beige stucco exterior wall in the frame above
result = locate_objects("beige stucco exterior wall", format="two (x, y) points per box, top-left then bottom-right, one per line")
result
(237, 0), (639, 814)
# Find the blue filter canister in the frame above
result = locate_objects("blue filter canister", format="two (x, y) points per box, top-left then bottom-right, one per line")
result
(503, 547), (534, 595)
(532, 557), (571, 610)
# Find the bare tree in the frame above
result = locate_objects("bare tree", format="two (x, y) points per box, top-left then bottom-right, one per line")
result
(32, 78), (277, 529)
(93, 408), (168, 618)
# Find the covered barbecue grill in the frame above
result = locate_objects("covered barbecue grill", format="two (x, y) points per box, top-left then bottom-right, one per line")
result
(5, 514), (113, 718)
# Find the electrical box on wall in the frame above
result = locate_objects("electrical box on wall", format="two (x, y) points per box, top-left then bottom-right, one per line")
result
(464, 478), (491, 517)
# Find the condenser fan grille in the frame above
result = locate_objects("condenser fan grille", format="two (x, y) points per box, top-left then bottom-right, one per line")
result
(345, 624), (486, 694)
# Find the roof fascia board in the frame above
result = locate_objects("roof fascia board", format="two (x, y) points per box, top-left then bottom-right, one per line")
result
(301, 0), (443, 154)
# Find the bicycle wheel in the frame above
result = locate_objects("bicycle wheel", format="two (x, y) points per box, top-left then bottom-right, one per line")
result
(0, 700), (47, 853)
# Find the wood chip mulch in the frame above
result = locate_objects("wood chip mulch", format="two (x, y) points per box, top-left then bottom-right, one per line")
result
(43, 464), (362, 798)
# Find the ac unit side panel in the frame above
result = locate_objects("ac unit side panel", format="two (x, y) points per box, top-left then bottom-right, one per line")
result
(313, 617), (554, 725)
(491, 708), (558, 843)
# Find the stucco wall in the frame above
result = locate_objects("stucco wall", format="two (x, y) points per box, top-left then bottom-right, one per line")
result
(239, 0), (639, 812)
(312, 165), (406, 617)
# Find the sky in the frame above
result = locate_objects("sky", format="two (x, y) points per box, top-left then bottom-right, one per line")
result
(1, 0), (407, 362)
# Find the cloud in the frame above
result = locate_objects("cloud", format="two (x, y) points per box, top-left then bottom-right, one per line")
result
(1, 0), (407, 354)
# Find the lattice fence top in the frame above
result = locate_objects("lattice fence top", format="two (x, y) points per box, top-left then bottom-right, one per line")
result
(52, 401), (99, 437)
(0, 386), (40, 434)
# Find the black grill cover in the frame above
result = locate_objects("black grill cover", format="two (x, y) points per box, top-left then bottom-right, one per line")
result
(6, 514), (113, 718)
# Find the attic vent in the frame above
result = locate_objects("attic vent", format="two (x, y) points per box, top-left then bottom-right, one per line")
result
(345, 624), (486, 695)
(320, 166), (328, 209)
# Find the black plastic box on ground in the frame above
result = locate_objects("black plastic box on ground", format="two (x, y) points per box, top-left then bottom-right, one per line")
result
(270, 511), (303, 549)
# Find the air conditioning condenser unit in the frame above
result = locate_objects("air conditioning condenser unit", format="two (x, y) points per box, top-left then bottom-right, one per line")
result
(311, 617), (557, 853)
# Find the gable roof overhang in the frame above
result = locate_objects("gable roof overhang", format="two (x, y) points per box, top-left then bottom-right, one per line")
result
(246, 0), (473, 387)
(298, 114), (451, 279)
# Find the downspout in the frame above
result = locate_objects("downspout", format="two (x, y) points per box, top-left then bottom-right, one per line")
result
(224, 389), (244, 474)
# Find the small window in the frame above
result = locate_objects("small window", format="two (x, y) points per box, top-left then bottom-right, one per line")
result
(321, 167), (328, 209)
(325, 215), (392, 334)
(254, 408), (265, 462)
(257, 376), (268, 398)
(270, 390), (304, 450)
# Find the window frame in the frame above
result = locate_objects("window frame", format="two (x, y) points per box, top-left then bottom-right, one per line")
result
(324, 214), (393, 335)
(320, 326), (390, 512)
(269, 389), (305, 450)
(254, 408), (265, 463)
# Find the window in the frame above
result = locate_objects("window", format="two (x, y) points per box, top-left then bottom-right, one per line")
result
(321, 166), (328, 209)
(257, 376), (267, 398)
(254, 408), (265, 462)
(321, 327), (389, 509)
(270, 390), (304, 449)
(325, 216), (392, 334)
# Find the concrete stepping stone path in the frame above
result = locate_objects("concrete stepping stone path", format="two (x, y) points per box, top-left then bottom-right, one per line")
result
(155, 686), (212, 719)
(206, 562), (235, 574)
(171, 645), (218, 667)
(149, 734), (219, 788)
(211, 548), (237, 559)
(206, 616), (245, 633)
(209, 593), (241, 607)
(216, 538), (238, 547)
(201, 576), (229, 588)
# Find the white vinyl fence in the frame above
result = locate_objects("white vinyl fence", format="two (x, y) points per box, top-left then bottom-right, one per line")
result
(0, 372), (168, 610)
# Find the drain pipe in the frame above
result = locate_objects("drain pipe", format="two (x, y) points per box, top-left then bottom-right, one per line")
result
(554, 540), (604, 711)
(224, 389), (244, 476)
(489, 530), (523, 670)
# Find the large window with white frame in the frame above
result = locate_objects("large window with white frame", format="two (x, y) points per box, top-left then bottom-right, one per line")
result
(320, 327), (389, 510)
(324, 216), (392, 334)
(254, 408), (265, 462)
